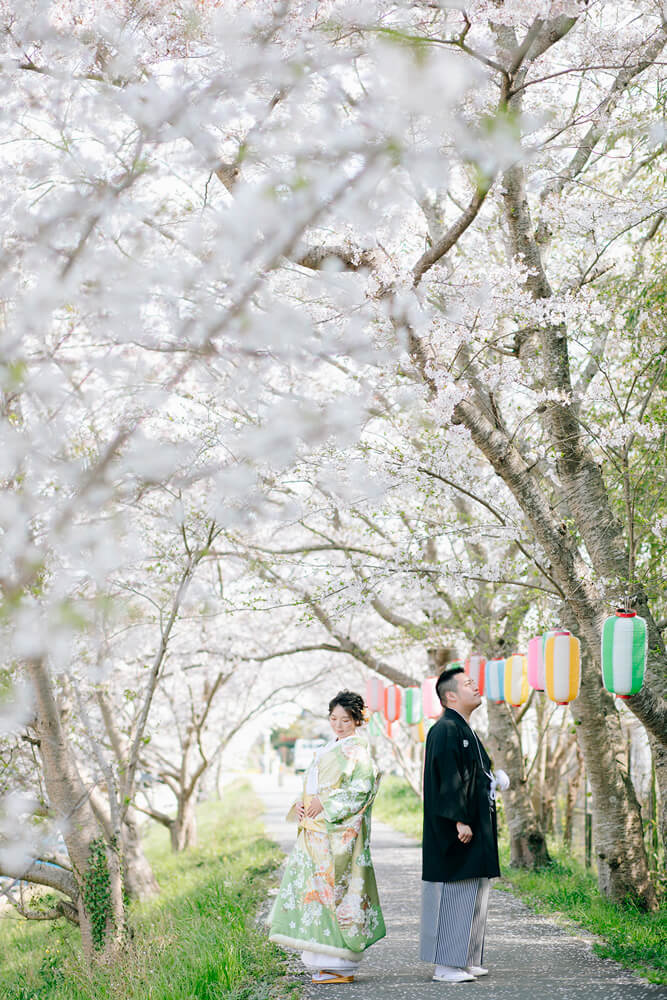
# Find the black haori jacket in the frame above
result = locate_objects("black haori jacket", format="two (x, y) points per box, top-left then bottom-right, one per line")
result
(422, 708), (501, 883)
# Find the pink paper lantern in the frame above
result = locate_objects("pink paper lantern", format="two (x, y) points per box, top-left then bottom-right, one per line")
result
(384, 684), (402, 738)
(365, 676), (385, 713)
(464, 654), (486, 696)
(527, 636), (544, 691)
(422, 676), (441, 719)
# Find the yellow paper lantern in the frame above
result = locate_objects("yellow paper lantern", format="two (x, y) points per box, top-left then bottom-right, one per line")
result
(504, 654), (529, 707)
(544, 630), (581, 704)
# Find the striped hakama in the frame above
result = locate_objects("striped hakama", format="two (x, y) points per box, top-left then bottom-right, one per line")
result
(420, 878), (490, 968)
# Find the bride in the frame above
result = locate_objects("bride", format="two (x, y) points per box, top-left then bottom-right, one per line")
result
(269, 690), (386, 984)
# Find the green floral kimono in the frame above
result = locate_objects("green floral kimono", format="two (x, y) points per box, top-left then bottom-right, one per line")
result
(269, 734), (386, 960)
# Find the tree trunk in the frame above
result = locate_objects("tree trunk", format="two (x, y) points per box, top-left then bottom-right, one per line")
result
(122, 808), (160, 899)
(563, 745), (584, 849)
(451, 400), (659, 909)
(170, 795), (197, 852)
(569, 662), (657, 909)
(486, 701), (551, 869)
(535, 722), (552, 833)
(647, 733), (667, 863)
(26, 658), (126, 961)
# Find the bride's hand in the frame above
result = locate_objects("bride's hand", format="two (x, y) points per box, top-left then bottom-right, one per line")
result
(305, 796), (323, 818)
(295, 802), (305, 821)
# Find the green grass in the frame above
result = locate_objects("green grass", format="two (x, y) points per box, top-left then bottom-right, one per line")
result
(496, 847), (667, 986)
(373, 774), (666, 986)
(0, 783), (298, 1000)
(374, 775), (423, 841)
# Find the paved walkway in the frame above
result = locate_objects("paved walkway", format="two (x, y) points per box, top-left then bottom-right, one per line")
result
(252, 773), (666, 1000)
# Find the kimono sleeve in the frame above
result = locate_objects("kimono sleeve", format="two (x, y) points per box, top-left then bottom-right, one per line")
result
(320, 741), (376, 827)
(431, 724), (471, 824)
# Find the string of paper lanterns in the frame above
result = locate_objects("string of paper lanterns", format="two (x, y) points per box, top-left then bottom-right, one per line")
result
(361, 606), (647, 740)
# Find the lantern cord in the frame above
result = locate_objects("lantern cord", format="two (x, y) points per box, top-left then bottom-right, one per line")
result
(468, 726), (496, 809)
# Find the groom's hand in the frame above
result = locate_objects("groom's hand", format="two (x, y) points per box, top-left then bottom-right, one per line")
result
(456, 822), (473, 844)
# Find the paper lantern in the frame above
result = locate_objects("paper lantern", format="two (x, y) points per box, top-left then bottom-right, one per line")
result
(422, 676), (442, 719)
(365, 676), (385, 713)
(384, 684), (402, 738)
(601, 610), (647, 698)
(485, 659), (505, 703)
(403, 687), (423, 725)
(417, 719), (426, 743)
(464, 654), (486, 696)
(528, 631), (559, 690)
(544, 630), (581, 704)
(504, 654), (529, 707)
(527, 636), (545, 691)
(368, 711), (384, 740)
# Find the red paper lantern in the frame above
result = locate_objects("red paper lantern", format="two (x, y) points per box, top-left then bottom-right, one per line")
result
(384, 685), (402, 738)
(464, 654), (486, 696)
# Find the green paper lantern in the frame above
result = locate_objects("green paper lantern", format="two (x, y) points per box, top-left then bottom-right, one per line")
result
(601, 610), (647, 698)
(403, 686), (423, 725)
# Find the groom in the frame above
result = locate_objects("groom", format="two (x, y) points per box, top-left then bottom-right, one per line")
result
(420, 664), (505, 984)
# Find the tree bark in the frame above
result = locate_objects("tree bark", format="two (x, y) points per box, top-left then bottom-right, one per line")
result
(169, 795), (197, 852)
(563, 745), (584, 849)
(568, 670), (656, 906)
(122, 808), (160, 899)
(26, 658), (127, 960)
(451, 403), (658, 909)
(492, 22), (667, 858)
(486, 701), (551, 868)
(94, 692), (161, 899)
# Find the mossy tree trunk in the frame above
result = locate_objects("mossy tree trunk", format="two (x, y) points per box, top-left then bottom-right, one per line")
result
(26, 657), (126, 963)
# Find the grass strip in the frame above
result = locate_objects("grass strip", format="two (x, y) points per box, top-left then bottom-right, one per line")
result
(0, 782), (296, 1000)
(374, 774), (423, 841)
(373, 774), (666, 985)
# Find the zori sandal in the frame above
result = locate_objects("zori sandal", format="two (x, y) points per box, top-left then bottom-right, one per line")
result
(311, 971), (355, 984)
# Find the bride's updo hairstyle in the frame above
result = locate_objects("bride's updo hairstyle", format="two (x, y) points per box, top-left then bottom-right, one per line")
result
(328, 690), (365, 725)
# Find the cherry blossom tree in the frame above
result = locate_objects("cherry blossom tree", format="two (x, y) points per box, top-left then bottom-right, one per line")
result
(1, 0), (665, 966)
